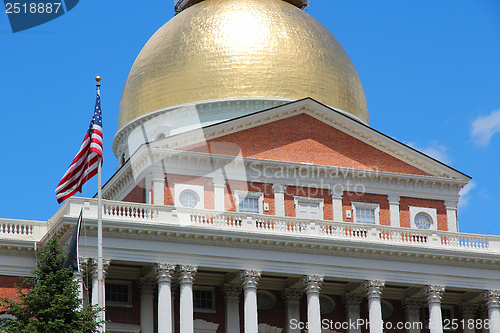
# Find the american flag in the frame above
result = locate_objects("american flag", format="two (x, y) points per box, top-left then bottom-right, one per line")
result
(56, 93), (103, 204)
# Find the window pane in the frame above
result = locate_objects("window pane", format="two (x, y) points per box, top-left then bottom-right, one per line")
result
(239, 197), (259, 214)
(356, 208), (375, 224)
(193, 289), (214, 310)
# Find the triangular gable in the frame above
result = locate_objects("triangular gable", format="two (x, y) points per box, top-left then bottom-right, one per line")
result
(185, 113), (429, 176)
(148, 98), (470, 181)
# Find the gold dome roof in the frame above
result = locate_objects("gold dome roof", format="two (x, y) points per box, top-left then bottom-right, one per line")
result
(118, 0), (369, 129)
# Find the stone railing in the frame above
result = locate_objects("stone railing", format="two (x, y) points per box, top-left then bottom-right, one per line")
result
(39, 199), (500, 253)
(0, 218), (48, 241)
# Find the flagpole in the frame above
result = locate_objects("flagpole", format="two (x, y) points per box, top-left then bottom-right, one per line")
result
(95, 76), (105, 332)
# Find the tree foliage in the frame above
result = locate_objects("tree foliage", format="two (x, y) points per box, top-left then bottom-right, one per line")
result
(0, 239), (103, 333)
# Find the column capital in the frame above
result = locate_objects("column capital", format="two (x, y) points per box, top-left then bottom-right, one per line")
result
(424, 285), (445, 304)
(177, 265), (197, 284)
(282, 288), (303, 307)
(460, 302), (479, 318)
(240, 270), (261, 289)
(155, 263), (176, 283)
(272, 184), (286, 193)
(403, 297), (422, 312)
(330, 189), (344, 199)
(483, 290), (500, 309)
(148, 170), (166, 181)
(302, 275), (324, 294)
(223, 283), (241, 302)
(79, 257), (90, 275)
(138, 277), (156, 296)
(444, 200), (458, 210)
(364, 280), (385, 299)
(387, 195), (400, 204)
(212, 177), (226, 187)
(343, 292), (363, 313)
(89, 258), (110, 279)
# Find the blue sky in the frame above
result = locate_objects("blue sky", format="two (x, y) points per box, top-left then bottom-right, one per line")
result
(1, 1), (499, 235)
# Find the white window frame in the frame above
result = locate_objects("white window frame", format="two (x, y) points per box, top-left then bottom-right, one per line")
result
(352, 202), (380, 225)
(105, 280), (132, 307)
(409, 206), (437, 230)
(193, 286), (216, 313)
(236, 191), (264, 215)
(174, 184), (204, 209)
(293, 196), (324, 220)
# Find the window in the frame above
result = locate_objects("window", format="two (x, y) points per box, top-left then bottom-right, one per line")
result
(415, 213), (432, 229)
(180, 191), (198, 208)
(409, 206), (437, 230)
(194, 288), (215, 312)
(381, 300), (394, 319)
(105, 281), (132, 307)
(174, 184), (204, 209)
(320, 295), (336, 315)
(352, 202), (380, 225)
(257, 290), (276, 311)
(236, 192), (263, 214)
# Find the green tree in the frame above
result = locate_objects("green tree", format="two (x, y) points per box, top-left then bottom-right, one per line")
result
(0, 239), (103, 333)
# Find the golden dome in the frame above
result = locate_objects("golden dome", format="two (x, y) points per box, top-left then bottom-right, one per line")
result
(118, 0), (369, 129)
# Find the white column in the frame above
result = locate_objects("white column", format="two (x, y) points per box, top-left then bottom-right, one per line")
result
(178, 265), (197, 333)
(138, 277), (156, 333)
(91, 259), (110, 309)
(156, 263), (175, 333)
(213, 179), (226, 211)
(460, 302), (479, 333)
(483, 290), (500, 333)
(365, 280), (385, 333)
(283, 288), (303, 333)
(425, 285), (445, 333)
(241, 270), (261, 333)
(273, 184), (286, 217)
(445, 200), (458, 232)
(75, 257), (88, 309)
(224, 283), (242, 333)
(403, 297), (422, 333)
(331, 191), (343, 222)
(303, 275), (324, 333)
(388, 195), (401, 227)
(344, 293), (363, 333)
(152, 172), (165, 205)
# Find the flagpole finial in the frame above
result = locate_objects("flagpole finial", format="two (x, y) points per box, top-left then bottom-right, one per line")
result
(95, 76), (101, 83)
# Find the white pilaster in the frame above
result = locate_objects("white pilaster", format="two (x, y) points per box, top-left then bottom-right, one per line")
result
(331, 191), (343, 222)
(483, 290), (500, 333)
(213, 179), (226, 211)
(425, 285), (445, 333)
(461, 302), (479, 333)
(364, 280), (385, 333)
(273, 184), (286, 217)
(156, 263), (175, 333)
(403, 297), (422, 333)
(344, 293), (363, 333)
(224, 283), (242, 333)
(303, 275), (323, 333)
(445, 200), (458, 232)
(138, 277), (156, 333)
(388, 195), (401, 227)
(178, 265), (197, 333)
(283, 288), (303, 333)
(145, 174), (153, 204)
(152, 172), (165, 205)
(241, 270), (261, 333)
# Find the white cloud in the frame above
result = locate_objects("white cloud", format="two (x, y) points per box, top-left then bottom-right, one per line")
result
(471, 109), (500, 147)
(407, 141), (452, 165)
(458, 181), (476, 208)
